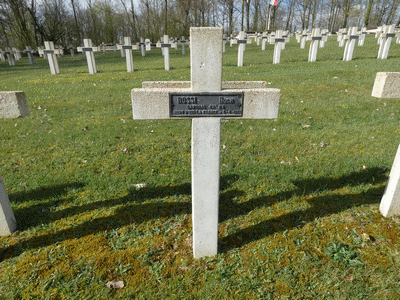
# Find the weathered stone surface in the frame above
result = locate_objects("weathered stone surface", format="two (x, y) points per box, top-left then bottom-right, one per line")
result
(0, 91), (30, 118)
(372, 72), (400, 98)
(0, 174), (17, 236)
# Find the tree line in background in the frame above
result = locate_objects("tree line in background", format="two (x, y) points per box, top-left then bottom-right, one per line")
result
(1, 0), (399, 49)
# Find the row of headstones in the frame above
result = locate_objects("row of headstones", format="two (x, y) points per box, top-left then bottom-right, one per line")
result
(1, 27), (400, 260)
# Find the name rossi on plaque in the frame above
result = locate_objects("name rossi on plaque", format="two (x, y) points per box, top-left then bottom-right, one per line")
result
(170, 93), (244, 117)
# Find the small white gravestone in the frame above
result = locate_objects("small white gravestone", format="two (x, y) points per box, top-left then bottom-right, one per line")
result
(372, 72), (400, 98)
(308, 28), (321, 62)
(24, 46), (35, 64)
(117, 37), (139, 72)
(358, 27), (367, 46)
(0, 174), (17, 236)
(0, 91), (30, 118)
(343, 27), (359, 62)
(131, 27), (280, 258)
(377, 24), (395, 59)
(300, 30), (307, 49)
(4, 48), (15, 66)
(145, 39), (151, 51)
(158, 35), (177, 71)
(77, 39), (100, 74)
(44, 41), (61, 75)
(139, 37), (145, 57)
(273, 30), (285, 64)
(237, 31), (246, 67)
(261, 32), (268, 51)
(380, 144), (400, 217)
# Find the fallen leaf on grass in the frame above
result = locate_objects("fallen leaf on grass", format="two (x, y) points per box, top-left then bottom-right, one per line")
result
(105, 280), (124, 289)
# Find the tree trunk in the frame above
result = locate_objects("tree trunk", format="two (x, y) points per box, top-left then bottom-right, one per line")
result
(364, 0), (374, 27)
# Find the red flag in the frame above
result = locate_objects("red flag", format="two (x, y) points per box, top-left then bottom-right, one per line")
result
(270, 0), (277, 5)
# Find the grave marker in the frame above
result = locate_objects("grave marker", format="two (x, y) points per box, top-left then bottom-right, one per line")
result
(372, 72), (400, 98)
(4, 48), (15, 66)
(0, 91), (30, 118)
(0, 174), (17, 236)
(237, 31), (246, 67)
(300, 30), (307, 49)
(343, 27), (359, 61)
(358, 27), (367, 46)
(24, 46), (35, 64)
(77, 39), (100, 74)
(261, 32), (268, 51)
(158, 35), (177, 70)
(145, 39), (151, 51)
(44, 41), (61, 75)
(139, 37), (145, 57)
(0, 49), (5, 61)
(180, 36), (188, 55)
(117, 37), (139, 72)
(131, 27), (280, 258)
(308, 28), (321, 62)
(377, 24), (395, 59)
(273, 30), (285, 64)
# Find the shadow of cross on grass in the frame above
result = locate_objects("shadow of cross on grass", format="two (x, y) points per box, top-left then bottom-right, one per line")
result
(2, 175), (240, 260)
(219, 167), (388, 253)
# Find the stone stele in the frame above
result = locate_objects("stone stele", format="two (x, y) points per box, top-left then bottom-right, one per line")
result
(0, 91), (30, 118)
(371, 72), (400, 98)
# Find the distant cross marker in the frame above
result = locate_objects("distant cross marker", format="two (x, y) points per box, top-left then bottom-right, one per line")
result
(343, 27), (359, 61)
(4, 48), (15, 66)
(117, 37), (139, 72)
(131, 27), (280, 258)
(308, 28), (322, 62)
(237, 31), (246, 67)
(377, 24), (395, 59)
(77, 39), (100, 74)
(44, 41), (61, 75)
(273, 30), (285, 64)
(24, 46), (35, 64)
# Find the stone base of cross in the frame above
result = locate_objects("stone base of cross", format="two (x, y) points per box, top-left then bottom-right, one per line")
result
(131, 27), (280, 258)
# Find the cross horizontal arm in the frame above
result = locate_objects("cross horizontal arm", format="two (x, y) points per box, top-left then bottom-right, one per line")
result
(131, 83), (280, 120)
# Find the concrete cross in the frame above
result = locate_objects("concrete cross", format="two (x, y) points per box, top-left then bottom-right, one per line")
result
(24, 46), (35, 64)
(0, 49), (5, 61)
(273, 30), (285, 64)
(377, 24), (395, 59)
(156, 35), (177, 70)
(131, 27), (280, 258)
(300, 30), (307, 49)
(180, 36), (189, 55)
(308, 28), (322, 62)
(139, 37), (145, 57)
(77, 39), (100, 74)
(261, 32), (268, 51)
(237, 31), (247, 67)
(343, 27), (359, 61)
(145, 39), (151, 51)
(68, 46), (75, 57)
(117, 37), (139, 72)
(12, 48), (21, 60)
(358, 27), (367, 46)
(4, 48), (15, 66)
(320, 29), (329, 48)
(44, 41), (62, 75)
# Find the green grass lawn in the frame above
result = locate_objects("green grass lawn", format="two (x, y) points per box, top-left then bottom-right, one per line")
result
(1, 35), (400, 299)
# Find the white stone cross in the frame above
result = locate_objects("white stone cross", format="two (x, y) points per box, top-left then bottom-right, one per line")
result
(117, 37), (139, 72)
(180, 36), (188, 55)
(308, 28), (321, 62)
(377, 24), (395, 59)
(343, 27), (359, 61)
(319, 29), (329, 48)
(24, 46), (35, 64)
(139, 38), (146, 57)
(237, 31), (247, 67)
(0, 49), (5, 61)
(131, 27), (280, 258)
(12, 48), (21, 60)
(44, 41), (62, 75)
(77, 39), (100, 74)
(358, 27), (367, 46)
(338, 29), (347, 47)
(273, 30), (285, 64)
(156, 35), (177, 70)
(4, 48), (15, 66)
(0, 174), (17, 236)
(261, 32), (268, 51)
(300, 30), (307, 49)
(145, 39), (151, 51)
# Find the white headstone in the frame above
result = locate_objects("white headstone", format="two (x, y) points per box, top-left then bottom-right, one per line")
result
(343, 27), (359, 61)
(24, 46), (35, 64)
(140, 37), (145, 57)
(237, 31), (246, 67)
(44, 41), (61, 75)
(131, 27), (280, 258)
(117, 37), (139, 72)
(300, 30), (307, 49)
(308, 28), (321, 62)
(372, 72), (400, 98)
(77, 39), (99, 74)
(377, 24), (395, 59)
(145, 39), (151, 51)
(273, 30), (284, 64)
(0, 174), (17, 236)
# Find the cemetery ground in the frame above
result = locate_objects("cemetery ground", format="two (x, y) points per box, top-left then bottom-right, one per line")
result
(1, 35), (400, 299)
